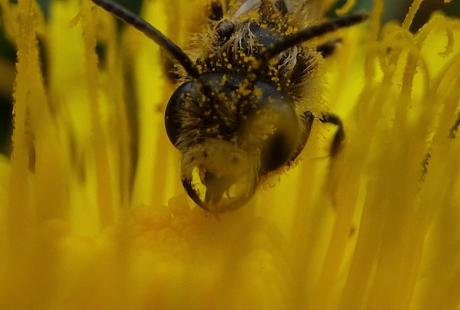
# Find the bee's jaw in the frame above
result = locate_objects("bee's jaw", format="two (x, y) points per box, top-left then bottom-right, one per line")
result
(181, 166), (257, 213)
(179, 139), (259, 212)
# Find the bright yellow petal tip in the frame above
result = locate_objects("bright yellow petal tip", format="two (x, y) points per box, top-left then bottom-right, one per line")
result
(1, 0), (460, 309)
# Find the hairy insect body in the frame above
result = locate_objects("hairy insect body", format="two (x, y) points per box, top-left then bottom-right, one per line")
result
(167, 3), (319, 210)
(199, 7), (317, 99)
(91, 0), (367, 212)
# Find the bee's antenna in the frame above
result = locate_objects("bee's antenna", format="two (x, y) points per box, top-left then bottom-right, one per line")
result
(91, 0), (200, 78)
(260, 13), (368, 64)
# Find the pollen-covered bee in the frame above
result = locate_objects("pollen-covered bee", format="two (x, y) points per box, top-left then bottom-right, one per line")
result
(91, 0), (367, 212)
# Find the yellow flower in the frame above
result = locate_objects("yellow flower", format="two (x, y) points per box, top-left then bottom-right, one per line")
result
(1, 0), (460, 309)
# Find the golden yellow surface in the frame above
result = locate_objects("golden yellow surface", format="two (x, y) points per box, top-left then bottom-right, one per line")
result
(0, 0), (460, 309)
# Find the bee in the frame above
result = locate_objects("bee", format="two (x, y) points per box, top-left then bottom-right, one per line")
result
(91, 0), (367, 212)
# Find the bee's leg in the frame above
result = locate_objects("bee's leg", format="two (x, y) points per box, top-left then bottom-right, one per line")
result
(209, 1), (235, 45)
(289, 111), (314, 163)
(320, 112), (345, 156)
(316, 39), (342, 58)
(209, 0), (225, 21)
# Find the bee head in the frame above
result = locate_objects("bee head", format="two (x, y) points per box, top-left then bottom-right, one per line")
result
(90, 0), (367, 211)
(165, 72), (300, 211)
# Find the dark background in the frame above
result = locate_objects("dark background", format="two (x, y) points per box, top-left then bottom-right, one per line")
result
(0, 0), (459, 155)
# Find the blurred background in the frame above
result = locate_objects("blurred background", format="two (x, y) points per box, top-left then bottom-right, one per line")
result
(1, 0), (459, 156)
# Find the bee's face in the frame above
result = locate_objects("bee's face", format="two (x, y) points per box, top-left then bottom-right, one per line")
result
(91, 0), (366, 212)
(165, 73), (301, 211)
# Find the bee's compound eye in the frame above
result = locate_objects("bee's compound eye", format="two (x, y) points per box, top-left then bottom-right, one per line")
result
(260, 130), (297, 172)
(241, 95), (300, 174)
(165, 81), (195, 147)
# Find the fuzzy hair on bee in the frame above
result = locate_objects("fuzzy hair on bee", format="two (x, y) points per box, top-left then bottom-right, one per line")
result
(91, 0), (368, 212)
